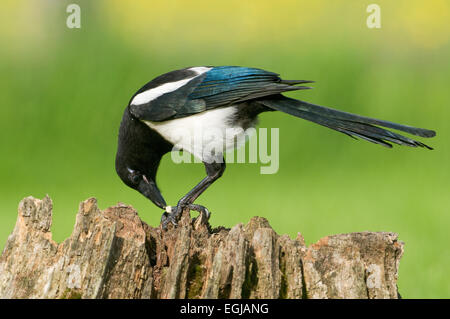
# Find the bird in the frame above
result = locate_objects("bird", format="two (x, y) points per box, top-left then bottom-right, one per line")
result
(115, 66), (436, 229)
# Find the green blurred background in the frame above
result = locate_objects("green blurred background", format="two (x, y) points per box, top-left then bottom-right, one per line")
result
(0, 0), (449, 298)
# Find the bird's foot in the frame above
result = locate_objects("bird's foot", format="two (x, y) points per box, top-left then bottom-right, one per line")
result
(160, 207), (178, 230)
(160, 203), (211, 230)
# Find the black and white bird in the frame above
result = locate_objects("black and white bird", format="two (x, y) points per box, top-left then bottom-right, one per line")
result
(115, 66), (435, 228)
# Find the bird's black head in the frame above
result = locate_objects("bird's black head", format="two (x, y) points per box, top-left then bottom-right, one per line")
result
(115, 162), (167, 209)
(115, 108), (172, 209)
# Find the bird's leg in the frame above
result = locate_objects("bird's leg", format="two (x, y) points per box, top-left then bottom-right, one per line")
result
(161, 159), (226, 229)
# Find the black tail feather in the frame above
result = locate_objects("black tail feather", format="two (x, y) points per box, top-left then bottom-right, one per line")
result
(258, 95), (435, 150)
(280, 79), (315, 85)
(288, 97), (435, 138)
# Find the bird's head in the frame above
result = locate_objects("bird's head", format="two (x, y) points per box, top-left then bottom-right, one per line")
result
(116, 165), (166, 209)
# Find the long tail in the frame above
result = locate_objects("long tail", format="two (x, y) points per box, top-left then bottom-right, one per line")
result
(257, 95), (436, 149)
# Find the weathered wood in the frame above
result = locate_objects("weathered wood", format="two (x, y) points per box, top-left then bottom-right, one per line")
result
(0, 196), (404, 299)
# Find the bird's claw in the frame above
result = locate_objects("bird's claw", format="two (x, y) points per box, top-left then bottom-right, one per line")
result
(160, 211), (178, 229)
(160, 203), (211, 230)
(187, 204), (211, 221)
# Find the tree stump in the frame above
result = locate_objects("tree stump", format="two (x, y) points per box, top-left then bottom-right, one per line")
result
(0, 196), (403, 299)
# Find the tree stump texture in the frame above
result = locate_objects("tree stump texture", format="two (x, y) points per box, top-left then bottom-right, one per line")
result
(0, 196), (404, 299)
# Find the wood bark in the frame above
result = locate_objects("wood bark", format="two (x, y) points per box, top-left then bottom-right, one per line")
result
(0, 196), (403, 299)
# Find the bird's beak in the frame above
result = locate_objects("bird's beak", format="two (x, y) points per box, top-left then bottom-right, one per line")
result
(137, 178), (166, 209)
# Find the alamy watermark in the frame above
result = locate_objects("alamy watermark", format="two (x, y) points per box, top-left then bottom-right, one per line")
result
(66, 4), (81, 29)
(367, 4), (381, 29)
(169, 127), (280, 175)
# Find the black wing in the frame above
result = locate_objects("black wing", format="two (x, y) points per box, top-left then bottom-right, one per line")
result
(129, 66), (312, 122)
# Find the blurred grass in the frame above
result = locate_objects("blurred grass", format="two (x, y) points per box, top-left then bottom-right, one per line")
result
(0, 0), (449, 298)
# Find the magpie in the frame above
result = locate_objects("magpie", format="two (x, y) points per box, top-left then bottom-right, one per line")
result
(115, 66), (436, 228)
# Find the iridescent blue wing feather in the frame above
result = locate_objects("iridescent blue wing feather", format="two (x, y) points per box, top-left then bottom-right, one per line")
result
(187, 66), (309, 109)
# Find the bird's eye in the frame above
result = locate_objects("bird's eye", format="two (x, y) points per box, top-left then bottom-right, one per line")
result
(132, 175), (140, 183)
(130, 173), (141, 184)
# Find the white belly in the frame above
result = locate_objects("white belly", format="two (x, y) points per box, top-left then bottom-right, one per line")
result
(143, 106), (252, 162)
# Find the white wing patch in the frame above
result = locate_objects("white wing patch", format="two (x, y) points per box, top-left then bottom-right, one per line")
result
(189, 66), (212, 75)
(131, 77), (194, 106)
(130, 66), (212, 106)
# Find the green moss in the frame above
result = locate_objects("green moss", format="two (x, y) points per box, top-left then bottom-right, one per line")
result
(300, 260), (308, 299)
(241, 257), (258, 298)
(60, 288), (82, 299)
(279, 252), (288, 299)
(186, 255), (205, 298)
